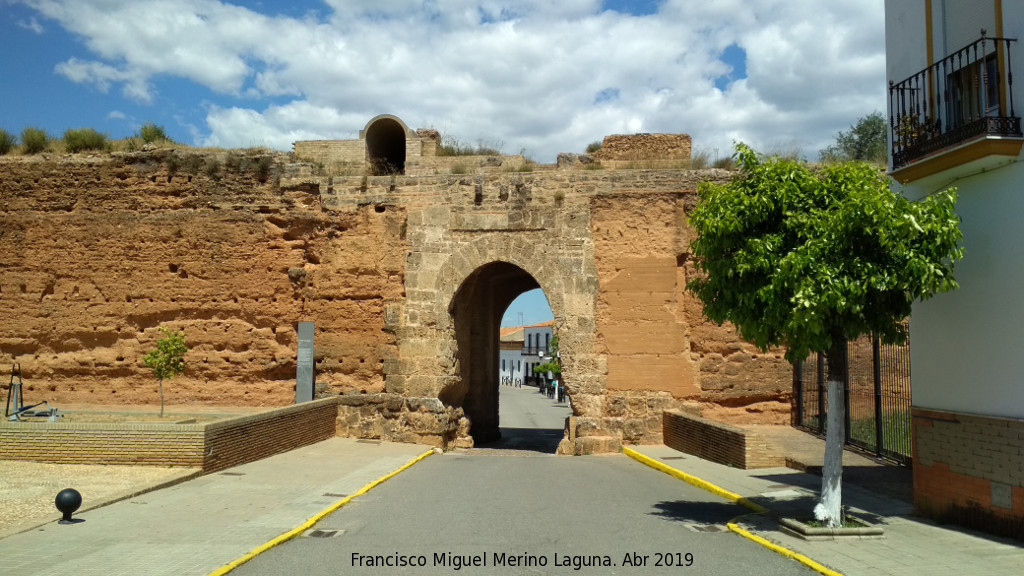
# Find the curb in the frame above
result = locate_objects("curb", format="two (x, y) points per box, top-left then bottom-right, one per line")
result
(206, 448), (436, 576)
(621, 447), (767, 514)
(621, 447), (842, 576)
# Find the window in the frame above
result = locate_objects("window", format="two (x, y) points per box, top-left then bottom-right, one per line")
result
(946, 54), (999, 130)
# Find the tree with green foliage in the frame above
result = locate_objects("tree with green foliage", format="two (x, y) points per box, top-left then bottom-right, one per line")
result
(534, 331), (562, 378)
(820, 111), (888, 164)
(142, 327), (188, 417)
(20, 127), (49, 154)
(687, 143), (962, 527)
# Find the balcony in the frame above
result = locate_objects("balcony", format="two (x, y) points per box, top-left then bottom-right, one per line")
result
(889, 32), (1023, 185)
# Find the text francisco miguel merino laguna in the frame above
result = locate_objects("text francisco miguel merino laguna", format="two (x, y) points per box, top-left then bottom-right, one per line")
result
(352, 550), (695, 570)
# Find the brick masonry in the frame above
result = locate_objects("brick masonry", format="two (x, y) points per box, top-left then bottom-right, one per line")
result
(0, 398), (338, 472)
(912, 407), (1024, 538)
(662, 409), (780, 469)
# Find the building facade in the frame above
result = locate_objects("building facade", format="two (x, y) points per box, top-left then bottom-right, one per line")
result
(886, 0), (1024, 535)
(498, 322), (554, 387)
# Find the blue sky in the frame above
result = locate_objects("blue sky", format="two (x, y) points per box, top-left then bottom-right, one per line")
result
(1, 0), (885, 162)
(501, 289), (554, 328)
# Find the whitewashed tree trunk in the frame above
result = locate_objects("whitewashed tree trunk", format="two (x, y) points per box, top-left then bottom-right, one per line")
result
(813, 377), (844, 527)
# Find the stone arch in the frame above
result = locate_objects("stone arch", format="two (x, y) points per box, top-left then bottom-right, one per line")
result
(427, 236), (583, 445)
(361, 114), (413, 176)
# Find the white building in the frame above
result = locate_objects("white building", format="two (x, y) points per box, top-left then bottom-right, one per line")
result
(498, 321), (554, 386)
(886, 0), (1024, 533)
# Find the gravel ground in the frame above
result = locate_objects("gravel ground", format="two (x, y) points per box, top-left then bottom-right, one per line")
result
(0, 404), (252, 537)
(0, 461), (200, 536)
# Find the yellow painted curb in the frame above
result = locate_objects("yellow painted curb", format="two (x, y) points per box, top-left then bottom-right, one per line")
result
(727, 523), (843, 576)
(621, 447), (768, 514)
(207, 449), (435, 576)
(623, 448), (844, 576)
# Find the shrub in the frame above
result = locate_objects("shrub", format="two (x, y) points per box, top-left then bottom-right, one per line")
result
(437, 135), (503, 156)
(63, 128), (108, 153)
(585, 141), (602, 154)
(204, 158), (222, 181)
(689, 149), (711, 169)
(138, 121), (170, 144)
(0, 129), (15, 155)
(21, 127), (49, 154)
(253, 156), (272, 183)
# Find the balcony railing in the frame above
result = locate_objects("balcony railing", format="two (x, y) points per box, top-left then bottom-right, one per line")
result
(889, 32), (1021, 169)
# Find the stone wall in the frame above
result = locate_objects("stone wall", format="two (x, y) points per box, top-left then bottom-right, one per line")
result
(1, 149), (793, 454)
(594, 133), (692, 162)
(335, 393), (470, 449)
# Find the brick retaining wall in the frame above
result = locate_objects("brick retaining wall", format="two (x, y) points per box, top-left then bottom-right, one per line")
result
(662, 409), (779, 469)
(0, 397), (338, 472)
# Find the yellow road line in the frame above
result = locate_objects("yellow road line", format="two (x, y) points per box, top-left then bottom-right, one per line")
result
(207, 449), (436, 576)
(621, 447), (768, 514)
(622, 447), (844, 576)
(727, 523), (844, 576)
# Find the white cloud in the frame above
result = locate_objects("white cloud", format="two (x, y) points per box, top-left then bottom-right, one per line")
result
(22, 0), (886, 161)
(17, 16), (44, 33)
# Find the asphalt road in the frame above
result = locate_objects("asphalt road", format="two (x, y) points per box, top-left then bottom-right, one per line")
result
(232, 388), (815, 576)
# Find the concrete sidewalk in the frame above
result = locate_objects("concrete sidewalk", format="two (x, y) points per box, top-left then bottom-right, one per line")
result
(0, 438), (431, 576)
(628, 444), (1024, 576)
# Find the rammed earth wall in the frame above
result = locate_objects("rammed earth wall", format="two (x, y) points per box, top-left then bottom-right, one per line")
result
(0, 147), (791, 453)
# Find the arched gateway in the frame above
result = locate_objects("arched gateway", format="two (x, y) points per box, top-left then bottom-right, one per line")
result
(0, 114), (793, 456)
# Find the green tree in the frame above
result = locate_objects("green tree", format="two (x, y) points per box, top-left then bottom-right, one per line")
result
(0, 128), (15, 155)
(534, 331), (561, 378)
(820, 111), (888, 164)
(687, 143), (962, 526)
(142, 327), (188, 417)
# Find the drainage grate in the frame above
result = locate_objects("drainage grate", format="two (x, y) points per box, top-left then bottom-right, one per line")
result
(660, 456), (685, 460)
(323, 493), (348, 498)
(356, 439), (382, 445)
(303, 529), (343, 538)
(689, 525), (724, 533)
(219, 472), (245, 476)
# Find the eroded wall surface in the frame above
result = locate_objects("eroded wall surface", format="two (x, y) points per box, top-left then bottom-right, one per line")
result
(1, 150), (791, 451)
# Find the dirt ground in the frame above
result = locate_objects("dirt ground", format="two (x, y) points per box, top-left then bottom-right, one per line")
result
(0, 404), (255, 536)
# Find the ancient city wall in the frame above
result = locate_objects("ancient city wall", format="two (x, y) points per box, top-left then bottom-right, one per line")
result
(0, 148), (791, 453)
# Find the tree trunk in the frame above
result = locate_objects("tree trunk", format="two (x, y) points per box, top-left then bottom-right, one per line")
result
(159, 379), (165, 418)
(813, 336), (847, 527)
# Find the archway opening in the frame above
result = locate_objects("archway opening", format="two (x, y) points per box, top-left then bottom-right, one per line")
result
(447, 262), (567, 450)
(365, 117), (407, 175)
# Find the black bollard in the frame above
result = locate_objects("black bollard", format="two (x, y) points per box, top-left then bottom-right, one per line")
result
(55, 488), (83, 524)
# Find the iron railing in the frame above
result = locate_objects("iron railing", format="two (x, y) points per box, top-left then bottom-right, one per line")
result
(792, 334), (912, 465)
(889, 31), (1021, 169)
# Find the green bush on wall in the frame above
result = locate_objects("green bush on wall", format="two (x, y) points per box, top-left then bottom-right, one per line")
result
(63, 128), (108, 153)
(0, 129), (15, 155)
(21, 127), (49, 154)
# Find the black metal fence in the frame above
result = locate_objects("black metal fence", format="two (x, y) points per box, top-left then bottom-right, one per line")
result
(792, 334), (912, 464)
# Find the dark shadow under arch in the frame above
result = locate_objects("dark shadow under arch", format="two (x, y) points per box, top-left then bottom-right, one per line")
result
(446, 261), (541, 444)
(365, 118), (406, 175)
